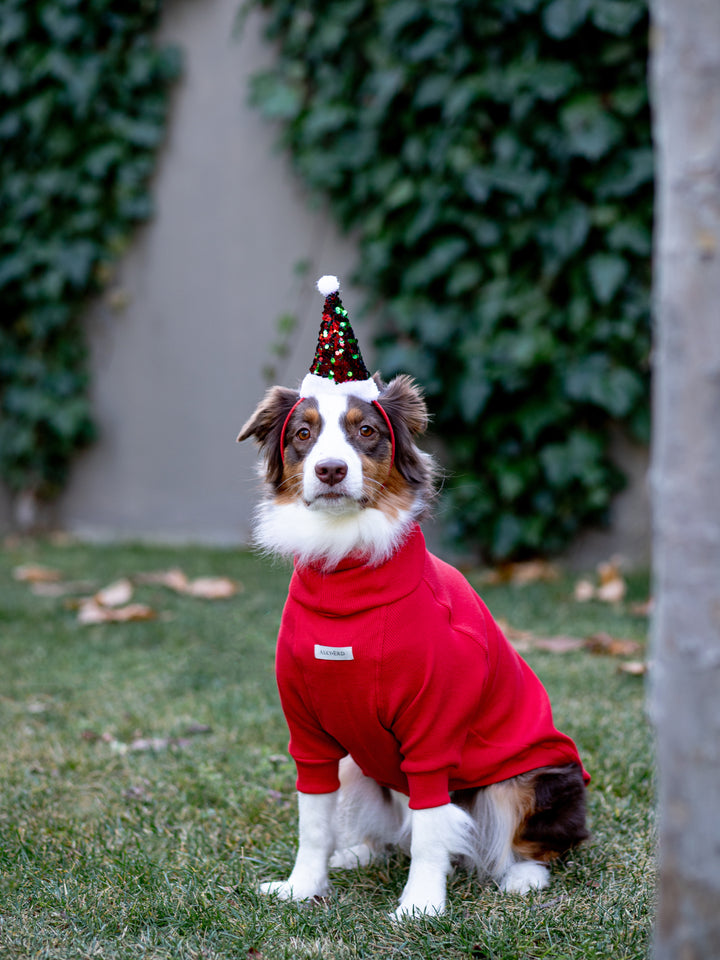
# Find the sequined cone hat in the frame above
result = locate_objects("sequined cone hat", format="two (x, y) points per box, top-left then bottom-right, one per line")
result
(299, 276), (380, 401)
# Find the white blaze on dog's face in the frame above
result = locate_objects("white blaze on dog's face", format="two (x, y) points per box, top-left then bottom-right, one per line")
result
(300, 394), (366, 508)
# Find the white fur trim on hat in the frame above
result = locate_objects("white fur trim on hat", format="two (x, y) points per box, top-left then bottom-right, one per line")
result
(300, 372), (380, 401)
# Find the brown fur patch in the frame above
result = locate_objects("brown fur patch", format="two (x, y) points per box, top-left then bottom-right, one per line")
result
(360, 453), (394, 506)
(511, 764), (589, 862)
(236, 385), (300, 487)
(275, 459), (305, 505)
(274, 399), (321, 503)
(454, 764), (588, 865)
(377, 377), (435, 496)
(345, 407), (366, 429)
(371, 466), (419, 518)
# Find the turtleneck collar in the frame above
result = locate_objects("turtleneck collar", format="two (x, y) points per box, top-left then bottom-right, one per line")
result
(289, 524), (427, 616)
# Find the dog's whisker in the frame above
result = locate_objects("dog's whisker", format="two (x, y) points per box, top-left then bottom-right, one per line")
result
(278, 474), (304, 493)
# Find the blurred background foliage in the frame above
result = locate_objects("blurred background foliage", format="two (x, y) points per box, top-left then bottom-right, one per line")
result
(0, 0), (651, 560)
(246, 0), (652, 560)
(0, 0), (179, 504)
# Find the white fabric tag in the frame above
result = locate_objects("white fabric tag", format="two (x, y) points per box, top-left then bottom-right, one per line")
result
(314, 644), (354, 661)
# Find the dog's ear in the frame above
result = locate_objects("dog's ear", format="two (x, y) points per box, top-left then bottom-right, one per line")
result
(237, 386), (299, 486)
(378, 374), (429, 436)
(378, 375), (433, 486)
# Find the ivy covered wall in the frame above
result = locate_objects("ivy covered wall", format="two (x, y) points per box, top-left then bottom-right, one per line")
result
(247, 0), (653, 560)
(0, 0), (180, 516)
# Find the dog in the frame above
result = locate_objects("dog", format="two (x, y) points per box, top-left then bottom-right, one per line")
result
(237, 277), (589, 919)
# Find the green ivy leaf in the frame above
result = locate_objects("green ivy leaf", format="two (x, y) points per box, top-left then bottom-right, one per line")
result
(458, 357), (492, 420)
(405, 238), (469, 288)
(543, 0), (591, 39)
(607, 219), (652, 255)
(540, 430), (604, 489)
(57, 240), (97, 289)
(539, 203), (591, 271)
(564, 354), (643, 416)
(591, 0), (645, 35)
(560, 95), (623, 160)
(587, 253), (629, 304)
(447, 261), (483, 296)
(597, 147), (654, 198)
(250, 71), (303, 119)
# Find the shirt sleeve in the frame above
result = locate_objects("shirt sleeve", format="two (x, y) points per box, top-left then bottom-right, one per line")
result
(275, 620), (347, 795)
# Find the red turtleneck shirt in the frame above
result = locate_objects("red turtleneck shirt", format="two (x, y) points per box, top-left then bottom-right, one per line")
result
(275, 525), (588, 809)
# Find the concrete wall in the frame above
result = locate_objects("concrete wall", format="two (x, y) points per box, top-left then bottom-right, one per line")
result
(1, 0), (651, 565)
(56, 0), (363, 545)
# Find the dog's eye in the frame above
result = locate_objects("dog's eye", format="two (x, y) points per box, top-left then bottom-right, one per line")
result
(359, 425), (375, 438)
(296, 427), (311, 441)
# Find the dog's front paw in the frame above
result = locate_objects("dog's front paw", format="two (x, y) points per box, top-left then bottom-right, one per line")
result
(500, 861), (550, 895)
(392, 878), (446, 921)
(258, 880), (296, 900)
(258, 875), (329, 902)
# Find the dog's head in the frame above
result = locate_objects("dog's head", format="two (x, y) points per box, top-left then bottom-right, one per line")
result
(238, 374), (435, 567)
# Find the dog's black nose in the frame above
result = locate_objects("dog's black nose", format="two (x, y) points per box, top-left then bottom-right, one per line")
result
(315, 459), (348, 486)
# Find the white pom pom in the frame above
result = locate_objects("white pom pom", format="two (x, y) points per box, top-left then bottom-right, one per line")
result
(316, 275), (340, 296)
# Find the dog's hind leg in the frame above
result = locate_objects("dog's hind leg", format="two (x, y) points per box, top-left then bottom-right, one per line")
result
(463, 778), (549, 893)
(259, 790), (337, 901)
(462, 764), (588, 895)
(329, 757), (409, 870)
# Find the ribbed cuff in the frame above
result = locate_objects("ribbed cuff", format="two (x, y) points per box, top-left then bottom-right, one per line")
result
(406, 770), (451, 810)
(294, 758), (342, 795)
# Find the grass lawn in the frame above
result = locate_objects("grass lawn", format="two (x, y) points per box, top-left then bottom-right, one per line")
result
(0, 538), (654, 959)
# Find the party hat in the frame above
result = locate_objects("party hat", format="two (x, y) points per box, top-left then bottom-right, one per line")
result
(299, 276), (380, 401)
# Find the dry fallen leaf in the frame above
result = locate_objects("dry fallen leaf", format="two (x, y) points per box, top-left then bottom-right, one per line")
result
(481, 560), (559, 586)
(585, 632), (642, 657)
(617, 660), (647, 676)
(595, 557), (627, 603)
(595, 577), (627, 604)
(500, 620), (643, 659)
(77, 599), (156, 625)
(497, 619), (536, 646)
(514, 560), (560, 584)
(630, 598), (654, 617)
(533, 636), (587, 654)
(135, 568), (190, 591)
(574, 557), (627, 604)
(184, 576), (238, 599)
(100, 733), (191, 754)
(134, 569), (241, 599)
(112, 603), (156, 622)
(94, 578), (133, 607)
(597, 558), (622, 585)
(184, 722), (213, 736)
(573, 578), (597, 602)
(13, 564), (62, 583)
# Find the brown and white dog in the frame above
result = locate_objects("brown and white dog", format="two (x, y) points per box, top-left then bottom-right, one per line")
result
(238, 278), (588, 919)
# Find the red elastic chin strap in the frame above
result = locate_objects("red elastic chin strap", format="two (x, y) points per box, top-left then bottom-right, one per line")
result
(279, 397), (396, 475)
